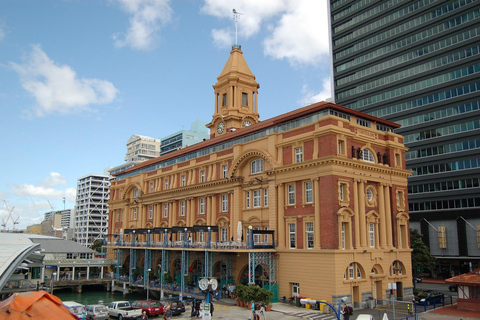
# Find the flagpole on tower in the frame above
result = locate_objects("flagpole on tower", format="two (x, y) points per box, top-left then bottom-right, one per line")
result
(232, 8), (243, 48)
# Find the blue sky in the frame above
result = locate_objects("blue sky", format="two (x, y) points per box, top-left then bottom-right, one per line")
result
(0, 0), (331, 230)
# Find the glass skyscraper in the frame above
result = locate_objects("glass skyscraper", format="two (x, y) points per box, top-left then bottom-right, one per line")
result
(329, 0), (480, 274)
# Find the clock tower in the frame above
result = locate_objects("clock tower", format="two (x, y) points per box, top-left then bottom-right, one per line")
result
(207, 45), (260, 137)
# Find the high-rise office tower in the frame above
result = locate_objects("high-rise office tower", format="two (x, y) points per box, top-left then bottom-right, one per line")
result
(329, 0), (480, 273)
(74, 174), (110, 247)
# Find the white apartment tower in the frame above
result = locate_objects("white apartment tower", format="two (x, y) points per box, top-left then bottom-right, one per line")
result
(74, 174), (110, 247)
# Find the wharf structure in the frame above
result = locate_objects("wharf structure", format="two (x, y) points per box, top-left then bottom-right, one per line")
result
(106, 46), (413, 307)
(329, 0), (480, 273)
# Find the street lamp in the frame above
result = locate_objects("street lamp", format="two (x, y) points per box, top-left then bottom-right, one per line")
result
(147, 268), (151, 300)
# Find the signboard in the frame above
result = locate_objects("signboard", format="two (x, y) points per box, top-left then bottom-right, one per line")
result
(45, 266), (57, 269)
(388, 283), (397, 290)
(201, 303), (211, 320)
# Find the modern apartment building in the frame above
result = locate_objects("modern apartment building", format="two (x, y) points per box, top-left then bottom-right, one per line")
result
(44, 209), (73, 229)
(75, 174), (110, 247)
(160, 120), (209, 156)
(125, 134), (161, 162)
(329, 0), (480, 274)
(106, 46), (412, 306)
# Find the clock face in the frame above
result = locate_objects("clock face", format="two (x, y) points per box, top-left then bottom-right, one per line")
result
(217, 121), (225, 134)
(199, 278), (209, 291)
(242, 120), (252, 128)
(209, 278), (218, 291)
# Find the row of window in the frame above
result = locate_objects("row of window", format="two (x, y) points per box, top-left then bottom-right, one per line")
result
(406, 138), (480, 160)
(122, 194), (232, 222)
(348, 62), (480, 109)
(403, 119), (479, 143)
(408, 177), (480, 194)
(336, 5), (479, 61)
(220, 92), (249, 107)
(333, 0), (375, 22)
(409, 196), (480, 212)
(366, 81), (480, 120)
(246, 189), (269, 208)
(410, 157), (480, 176)
(398, 100), (480, 129)
(338, 43), (480, 100)
(337, 25), (480, 84)
(335, 0), (443, 46)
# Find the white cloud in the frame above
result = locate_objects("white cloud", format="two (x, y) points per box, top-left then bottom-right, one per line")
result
(300, 77), (332, 105)
(201, 0), (329, 66)
(114, 0), (173, 50)
(12, 184), (76, 202)
(39, 172), (67, 188)
(10, 45), (118, 117)
(211, 28), (233, 50)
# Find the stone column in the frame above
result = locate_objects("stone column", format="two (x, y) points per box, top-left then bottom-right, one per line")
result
(384, 185), (393, 247)
(353, 180), (360, 248)
(277, 183), (285, 249)
(313, 178), (321, 248)
(359, 180), (367, 248)
(378, 184), (387, 248)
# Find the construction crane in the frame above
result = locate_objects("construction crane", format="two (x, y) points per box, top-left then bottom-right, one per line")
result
(2, 200), (16, 231)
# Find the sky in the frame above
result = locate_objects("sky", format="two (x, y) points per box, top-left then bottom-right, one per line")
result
(0, 0), (331, 230)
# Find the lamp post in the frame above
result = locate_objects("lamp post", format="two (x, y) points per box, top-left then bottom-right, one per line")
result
(147, 268), (151, 300)
(51, 272), (57, 294)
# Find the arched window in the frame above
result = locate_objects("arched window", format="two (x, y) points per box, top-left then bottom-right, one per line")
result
(344, 262), (364, 280)
(362, 149), (375, 163)
(251, 159), (264, 174)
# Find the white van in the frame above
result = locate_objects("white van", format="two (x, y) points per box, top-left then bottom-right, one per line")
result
(63, 301), (87, 320)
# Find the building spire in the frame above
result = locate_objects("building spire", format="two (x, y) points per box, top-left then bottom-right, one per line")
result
(232, 8), (243, 49)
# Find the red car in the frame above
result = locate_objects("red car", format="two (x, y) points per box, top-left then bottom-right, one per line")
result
(131, 300), (164, 316)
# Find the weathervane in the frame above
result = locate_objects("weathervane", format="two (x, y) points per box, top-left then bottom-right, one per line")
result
(232, 8), (243, 47)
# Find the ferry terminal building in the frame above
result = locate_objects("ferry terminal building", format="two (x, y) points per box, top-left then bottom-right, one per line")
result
(106, 45), (413, 307)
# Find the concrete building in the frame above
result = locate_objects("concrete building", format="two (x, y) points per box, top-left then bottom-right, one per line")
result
(125, 134), (161, 162)
(106, 46), (412, 306)
(329, 0), (480, 274)
(74, 174), (110, 247)
(160, 120), (209, 156)
(44, 209), (73, 229)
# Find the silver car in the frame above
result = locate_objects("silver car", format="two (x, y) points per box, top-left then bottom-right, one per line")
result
(86, 304), (109, 320)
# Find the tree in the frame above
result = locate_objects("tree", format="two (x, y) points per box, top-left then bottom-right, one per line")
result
(410, 228), (436, 286)
(91, 239), (103, 253)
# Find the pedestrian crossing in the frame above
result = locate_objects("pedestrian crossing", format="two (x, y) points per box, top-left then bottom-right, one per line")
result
(277, 310), (338, 320)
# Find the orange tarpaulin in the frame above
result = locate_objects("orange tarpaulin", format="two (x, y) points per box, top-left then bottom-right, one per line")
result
(0, 291), (78, 320)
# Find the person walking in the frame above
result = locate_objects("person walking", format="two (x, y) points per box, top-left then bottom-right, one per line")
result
(141, 310), (148, 320)
(163, 303), (172, 320)
(259, 304), (265, 320)
(210, 301), (214, 317)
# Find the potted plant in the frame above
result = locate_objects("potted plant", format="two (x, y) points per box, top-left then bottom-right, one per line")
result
(233, 284), (245, 306)
(256, 287), (273, 311)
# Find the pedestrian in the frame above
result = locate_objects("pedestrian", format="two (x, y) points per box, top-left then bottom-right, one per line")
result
(195, 299), (201, 317)
(210, 301), (214, 317)
(259, 304), (265, 320)
(141, 310), (148, 320)
(163, 303), (172, 320)
(341, 303), (352, 320)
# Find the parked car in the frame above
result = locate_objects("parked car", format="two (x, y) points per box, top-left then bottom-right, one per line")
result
(414, 277), (423, 283)
(131, 300), (164, 316)
(163, 300), (185, 316)
(448, 284), (458, 292)
(86, 304), (109, 320)
(63, 301), (87, 320)
(414, 290), (444, 305)
(107, 301), (143, 320)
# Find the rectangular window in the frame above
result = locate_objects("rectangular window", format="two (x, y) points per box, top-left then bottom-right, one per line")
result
(340, 183), (345, 201)
(116, 210), (120, 222)
(369, 223), (375, 248)
(222, 165), (228, 178)
(200, 170), (206, 183)
(133, 208), (137, 220)
(150, 182), (154, 193)
(164, 203), (168, 217)
(165, 179), (169, 190)
(305, 181), (313, 203)
(288, 184), (295, 205)
(295, 147), (303, 163)
(199, 231), (205, 242)
(200, 198), (205, 214)
(242, 92), (248, 106)
(264, 188), (268, 207)
(254, 227), (261, 243)
(149, 205), (153, 219)
(221, 227), (228, 242)
(338, 140), (344, 154)
(181, 175), (186, 186)
(341, 223), (346, 249)
(251, 159), (264, 174)
(222, 93), (227, 106)
(222, 194), (228, 212)
(253, 189), (261, 207)
(306, 222), (314, 249)
(180, 200), (185, 216)
(246, 191), (250, 209)
(264, 226), (269, 243)
(289, 223), (296, 248)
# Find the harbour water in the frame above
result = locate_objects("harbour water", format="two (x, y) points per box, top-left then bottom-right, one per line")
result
(54, 286), (146, 306)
